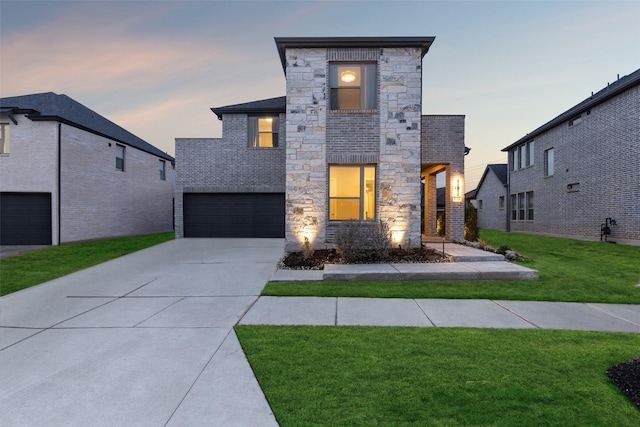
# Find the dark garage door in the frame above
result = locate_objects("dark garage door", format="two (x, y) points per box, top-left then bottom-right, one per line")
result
(183, 193), (284, 238)
(0, 192), (52, 245)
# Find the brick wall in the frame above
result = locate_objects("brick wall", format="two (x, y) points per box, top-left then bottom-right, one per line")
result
(0, 115), (174, 244)
(421, 115), (466, 241)
(60, 124), (174, 243)
(475, 170), (508, 231)
(508, 84), (639, 242)
(174, 115), (286, 237)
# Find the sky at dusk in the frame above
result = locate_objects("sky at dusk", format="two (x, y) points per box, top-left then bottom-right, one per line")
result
(2, 0), (639, 189)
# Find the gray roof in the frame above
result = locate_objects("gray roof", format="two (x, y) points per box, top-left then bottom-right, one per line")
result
(0, 92), (173, 161)
(503, 68), (640, 152)
(274, 36), (435, 73)
(211, 96), (286, 120)
(475, 164), (508, 194)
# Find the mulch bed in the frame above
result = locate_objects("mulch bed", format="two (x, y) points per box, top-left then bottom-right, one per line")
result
(279, 247), (451, 270)
(607, 356), (640, 410)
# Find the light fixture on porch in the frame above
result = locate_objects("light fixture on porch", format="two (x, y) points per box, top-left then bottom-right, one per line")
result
(453, 178), (462, 202)
(340, 70), (356, 83)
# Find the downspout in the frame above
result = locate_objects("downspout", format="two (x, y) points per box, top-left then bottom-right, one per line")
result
(57, 123), (62, 245)
(506, 157), (511, 232)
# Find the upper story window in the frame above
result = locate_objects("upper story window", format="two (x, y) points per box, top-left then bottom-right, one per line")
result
(116, 144), (125, 171)
(248, 116), (279, 148)
(511, 140), (534, 171)
(544, 148), (554, 177)
(329, 63), (377, 111)
(329, 165), (376, 221)
(0, 123), (9, 154)
(159, 159), (166, 180)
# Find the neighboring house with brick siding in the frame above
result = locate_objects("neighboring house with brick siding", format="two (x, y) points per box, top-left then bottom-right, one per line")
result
(501, 68), (640, 244)
(175, 37), (466, 252)
(474, 164), (508, 231)
(0, 92), (175, 245)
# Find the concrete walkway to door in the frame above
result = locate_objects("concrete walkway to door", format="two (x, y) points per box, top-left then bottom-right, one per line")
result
(0, 238), (282, 427)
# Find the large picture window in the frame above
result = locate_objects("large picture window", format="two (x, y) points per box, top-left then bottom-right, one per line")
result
(329, 165), (376, 221)
(248, 116), (279, 148)
(329, 63), (377, 111)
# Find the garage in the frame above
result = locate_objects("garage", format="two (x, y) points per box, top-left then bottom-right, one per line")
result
(183, 193), (284, 238)
(0, 192), (52, 245)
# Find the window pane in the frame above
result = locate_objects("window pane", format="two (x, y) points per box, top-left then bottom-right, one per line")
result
(329, 63), (376, 111)
(331, 167), (360, 197)
(116, 145), (124, 171)
(332, 88), (361, 110)
(362, 63), (377, 110)
(364, 166), (375, 220)
(330, 198), (360, 220)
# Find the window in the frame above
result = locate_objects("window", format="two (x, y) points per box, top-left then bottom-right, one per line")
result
(248, 116), (279, 148)
(329, 63), (377, 111)
(116, 144), (125, 171)
(499, 196), (505, 210)
(518, 193), (525, 220)
(478, 200), (483, 210)
(526, 191), (534, 220)
(0, 123), (9, 154)
(511, 140), (534, 170)
(511, 194), (517, 220)
(544, 148), (554, 177)
(159, 160), (166, 180)
(329, 165), (376, 221)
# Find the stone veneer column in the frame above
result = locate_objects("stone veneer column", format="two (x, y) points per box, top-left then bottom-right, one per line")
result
(284, 48), (328, 252)
(378, 47), (423, 248)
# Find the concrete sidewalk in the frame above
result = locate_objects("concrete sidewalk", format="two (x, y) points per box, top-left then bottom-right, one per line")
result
(240, 297), (640, 332)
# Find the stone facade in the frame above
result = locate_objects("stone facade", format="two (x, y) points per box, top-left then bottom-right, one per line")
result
(175, 37), (467, 251)
(0, 113), (174, 244)
(504, 71), (639, 243)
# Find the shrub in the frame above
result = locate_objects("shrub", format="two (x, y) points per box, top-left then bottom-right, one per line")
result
(333, 220), (392, 263)
(464, 204), (479, 241)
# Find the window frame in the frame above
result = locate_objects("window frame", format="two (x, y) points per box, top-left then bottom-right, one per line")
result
(329, 164), (376, 221)
(526, 191), (534, 220)
(544, 148), (554, 177)
(159, 159), (166, 181)
(329, 62), (377, 111)
(0, 123), (9, 154)
(248, 116), (279, 148)
(511, 194), (517, 220)
(116, 144), (125, 171)
(499, 196), (505, 210)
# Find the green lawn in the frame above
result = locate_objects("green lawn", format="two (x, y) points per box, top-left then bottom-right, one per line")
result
(0, 232), (174, 296)
(236, 326), (640, 426)
(263, 230), (640, 303)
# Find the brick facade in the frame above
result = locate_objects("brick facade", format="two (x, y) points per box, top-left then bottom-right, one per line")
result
(421, 115), (465, 241)
(0, 114), (174, 244)
(174, 115), (286, 238)
(475, 168), (508, 231)
(505, 73), (639, 243)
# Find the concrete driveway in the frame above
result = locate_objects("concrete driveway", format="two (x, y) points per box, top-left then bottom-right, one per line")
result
(0, 238), (283, 426)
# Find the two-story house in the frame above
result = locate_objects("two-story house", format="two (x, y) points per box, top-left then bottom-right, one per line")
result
(474, 164), (508, 231)
(175, 37), (466, 252)
(0, 92), (175, 245)
(501, 68), (640, 243)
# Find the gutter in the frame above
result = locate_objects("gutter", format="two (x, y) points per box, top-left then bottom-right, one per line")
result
(57, 123), (61, 245)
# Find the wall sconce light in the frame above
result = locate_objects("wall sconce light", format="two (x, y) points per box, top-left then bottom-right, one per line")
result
(453, 178), (462, 202)
(340, 70), (356, 83)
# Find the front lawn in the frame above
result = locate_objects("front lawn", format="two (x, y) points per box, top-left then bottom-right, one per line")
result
(0, 232), (174, 296)
(263, 231), (640, 303)
(236, 326), (640, 426)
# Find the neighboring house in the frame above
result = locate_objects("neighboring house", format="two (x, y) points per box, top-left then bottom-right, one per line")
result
(501, 68), (640, 243)
(474, 164), (508, 231)
(175, 37), (466, 251)
(0, 92), (175, 245)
